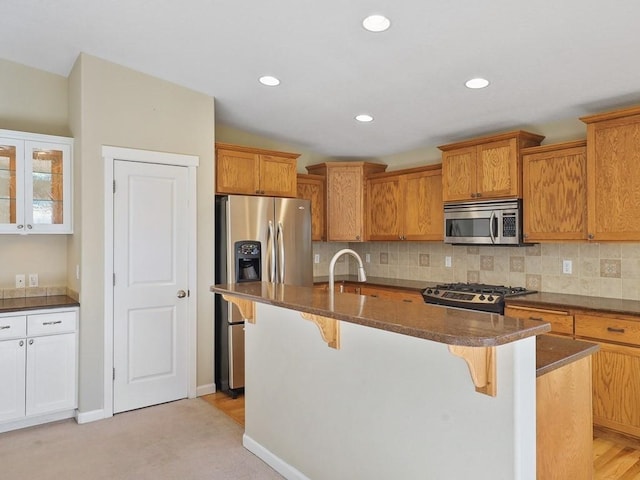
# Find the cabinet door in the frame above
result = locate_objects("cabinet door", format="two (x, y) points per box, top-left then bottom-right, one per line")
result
(24, 141), (72, 233)
(327, 166), (364, 241)
(590, 342), (640, 438)
(367, 175), (402, 241)
(403, 169), (443, 241)
(0, 339), (26, 422)
(587, 115), (640, 240)
(259, 155), (297, 197)
(216, 149), (261, 195)
(297, 175), (325, 241)
(25, 333), (77, 416)
(523, 145), (587, 241)
(442, 146), (476, 202)
(476, 139), (519, 199)
(0, 138), (25, 233)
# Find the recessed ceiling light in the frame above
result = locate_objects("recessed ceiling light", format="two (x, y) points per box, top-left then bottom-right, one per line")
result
(259, 75), (280, 86)
(362, 14), (391, 32)
(355, 114), (374, 123)
(465, 78), (490, 89)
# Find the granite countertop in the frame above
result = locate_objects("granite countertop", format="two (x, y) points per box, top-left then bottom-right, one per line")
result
(505, 291), (640, 316)
(536, 334), (599, 377)
(313, 275), (435, 292)
(0, 295), (79, 314)
(211, 282), (550, 347)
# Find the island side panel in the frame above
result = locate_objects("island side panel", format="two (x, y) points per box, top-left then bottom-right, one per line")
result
(243, 303), (536, 480)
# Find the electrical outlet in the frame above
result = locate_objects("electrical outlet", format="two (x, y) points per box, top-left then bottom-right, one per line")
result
(445, 256), (452, 268)
(562, 260), (572, 275)
(314, 254), (320, 264)
(15, 274), (25, 289)
(365, 253), (371, 263)
(28, 273), (38, 287)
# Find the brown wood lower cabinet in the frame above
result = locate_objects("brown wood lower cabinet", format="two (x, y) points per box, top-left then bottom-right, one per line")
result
(537, 355), (593, 479)
(573, 311), (640, 439)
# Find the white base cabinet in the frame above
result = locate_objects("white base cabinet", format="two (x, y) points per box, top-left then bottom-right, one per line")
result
(0, 307), (78, 433)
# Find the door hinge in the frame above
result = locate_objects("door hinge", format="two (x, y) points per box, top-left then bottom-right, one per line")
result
(113, 367), (115, 380)
(188, 290), (191, 297)
(113, 273), (116, 286)
(113, 180), (116, 194)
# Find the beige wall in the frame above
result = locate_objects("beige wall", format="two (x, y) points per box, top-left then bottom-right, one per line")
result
(0, 60), (70, 289)
(68, 54), (215, 413)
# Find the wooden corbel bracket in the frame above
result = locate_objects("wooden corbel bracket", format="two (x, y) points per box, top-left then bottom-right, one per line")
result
(222, 295), (256, 323)
(448, 345), (496, 397)
(300, 312), (340, 349)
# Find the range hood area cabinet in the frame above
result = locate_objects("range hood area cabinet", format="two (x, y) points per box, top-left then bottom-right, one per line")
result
(0, 129), (73, 234)
(366, 165), (443, 242)
(581, 105), (640, 241)
(306, 161), (387, 242)
(215, 142), (299, 198)
(521, 140), (588, 242)
(439, 130), (545, 203)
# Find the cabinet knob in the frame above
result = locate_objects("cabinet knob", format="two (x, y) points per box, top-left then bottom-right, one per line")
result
(29, 339), (34, 345)
(27, 224), (33, 230)
(588, 233), (594, 240)
(476, 192), (482, 198)
(470, 193), (476, 198)
(17, 224), (24, 230)
(355, 235), (360, 240)
(19, 340), (24, 347)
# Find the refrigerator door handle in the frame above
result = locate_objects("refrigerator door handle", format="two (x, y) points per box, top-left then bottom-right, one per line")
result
(277, 221), (285, 283)
(268, 220), (277, 282)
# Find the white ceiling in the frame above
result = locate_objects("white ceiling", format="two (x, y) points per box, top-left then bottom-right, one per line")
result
(3, 0), (640, 157)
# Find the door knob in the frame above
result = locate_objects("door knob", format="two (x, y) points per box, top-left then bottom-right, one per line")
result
(177, 290), (187, 298)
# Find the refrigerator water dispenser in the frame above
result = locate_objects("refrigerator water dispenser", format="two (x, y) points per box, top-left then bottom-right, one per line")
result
(235, 241), (261, 282)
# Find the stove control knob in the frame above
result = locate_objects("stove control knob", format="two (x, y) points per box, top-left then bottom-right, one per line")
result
(479, 294), (486, 301)
(487, 295), (494, 302)
(434, 289), (440, 295)
(426, 289), (433, 295)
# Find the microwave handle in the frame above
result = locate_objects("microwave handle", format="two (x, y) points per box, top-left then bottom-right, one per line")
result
(489, 211), (497, 244)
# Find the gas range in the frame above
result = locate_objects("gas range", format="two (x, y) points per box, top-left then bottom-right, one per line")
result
(421, 282), (536, 314)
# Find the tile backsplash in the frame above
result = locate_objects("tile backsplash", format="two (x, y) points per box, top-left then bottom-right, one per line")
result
(313, 241), (640, 301)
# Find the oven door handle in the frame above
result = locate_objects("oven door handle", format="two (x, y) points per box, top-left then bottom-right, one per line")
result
(489, 211), (497, 244)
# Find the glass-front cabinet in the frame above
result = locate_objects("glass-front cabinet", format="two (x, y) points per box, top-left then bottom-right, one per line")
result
(0, 130), (72, 234)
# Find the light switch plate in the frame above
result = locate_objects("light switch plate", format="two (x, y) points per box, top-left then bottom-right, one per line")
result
(562, 260), (572, 274)
(314, 254), (320, 264)
(365, 253), (371, 263)
(445, 256), (452, 268)
(29, 273), (38, 287)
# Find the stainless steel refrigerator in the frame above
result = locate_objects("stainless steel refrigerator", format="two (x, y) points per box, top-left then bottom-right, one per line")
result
(214, 195), (313, 396)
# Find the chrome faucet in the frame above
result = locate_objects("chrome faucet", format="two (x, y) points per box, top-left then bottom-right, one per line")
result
(328, 248), (367, 293)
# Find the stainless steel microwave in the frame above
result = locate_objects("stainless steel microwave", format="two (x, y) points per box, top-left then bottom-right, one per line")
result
(444, 199), (526, 245)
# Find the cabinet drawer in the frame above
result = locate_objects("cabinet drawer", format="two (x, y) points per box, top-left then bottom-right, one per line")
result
(575, 313), (640, 346)
(0, 316), (27, 340)
(504, 306), (573, 335)
(27, 311), (76, 336)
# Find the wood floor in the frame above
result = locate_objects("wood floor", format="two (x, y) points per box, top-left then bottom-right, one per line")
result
(203, 393), (640, 478)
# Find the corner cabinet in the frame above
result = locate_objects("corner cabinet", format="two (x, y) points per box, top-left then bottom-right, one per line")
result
(367, 165), (443, 241)
(439, 130), (544, 203)
(521, 141), (587, 242)
(306, 161), (387, 242)
(215, 142), (299, 198)
(0, 130), (73, 234)
(0, 307), (78, 433)
(297, 174), (326, 241)
(581, 106), (640, 241)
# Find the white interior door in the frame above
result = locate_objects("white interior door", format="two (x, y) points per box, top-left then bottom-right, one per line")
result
(113, 160), (189, 413)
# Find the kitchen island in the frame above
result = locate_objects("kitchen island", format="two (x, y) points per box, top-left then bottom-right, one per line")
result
(211, 282), (595, 480)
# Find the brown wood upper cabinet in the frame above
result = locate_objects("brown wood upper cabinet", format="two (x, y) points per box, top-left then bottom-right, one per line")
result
(306, 162), (387, 242)
(296, 174), (325, 241)
(439, 131), (544, 203)
(215, 143), (299, 197)
(521, 140), (587, 242)
(367, 165), (443, 241)
(581, 106), (640, 241)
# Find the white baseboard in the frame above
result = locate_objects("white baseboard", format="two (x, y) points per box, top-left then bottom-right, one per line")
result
(196, 383), (216, 396)
(0, 410), (75, 434)
(76, 409), (108, 424)
(243, 434), (310, 480)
